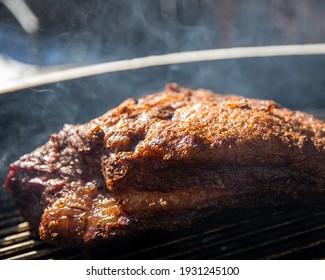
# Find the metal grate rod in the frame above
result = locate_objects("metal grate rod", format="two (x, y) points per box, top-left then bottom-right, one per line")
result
(0, 43), (324, 94)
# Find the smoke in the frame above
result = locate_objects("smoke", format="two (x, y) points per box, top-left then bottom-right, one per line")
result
(0, 0), (324, 211)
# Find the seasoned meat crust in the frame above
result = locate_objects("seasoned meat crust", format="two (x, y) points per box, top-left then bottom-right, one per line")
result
(4, 83), (325, 246)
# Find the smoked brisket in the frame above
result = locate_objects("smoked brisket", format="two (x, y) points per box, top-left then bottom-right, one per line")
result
(4, 84), (325, 246)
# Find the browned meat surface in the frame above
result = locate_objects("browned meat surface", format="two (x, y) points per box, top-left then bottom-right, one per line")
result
(4, 83), (325, 246)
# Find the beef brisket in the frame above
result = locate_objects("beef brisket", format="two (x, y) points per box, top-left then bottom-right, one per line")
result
(4, 84), (325, 246)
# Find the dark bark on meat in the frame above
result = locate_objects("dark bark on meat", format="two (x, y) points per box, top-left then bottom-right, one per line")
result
(4, 84), (325, 246)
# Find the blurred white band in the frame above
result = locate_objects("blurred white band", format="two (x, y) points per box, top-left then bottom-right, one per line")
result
(1, 0), (39, 33)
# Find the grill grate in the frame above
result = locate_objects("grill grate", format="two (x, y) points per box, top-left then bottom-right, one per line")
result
(1, 207), (325, 260)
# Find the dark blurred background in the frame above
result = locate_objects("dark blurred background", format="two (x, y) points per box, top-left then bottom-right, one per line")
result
(1, 0), (325, 64)
(0, 0), (324, 211)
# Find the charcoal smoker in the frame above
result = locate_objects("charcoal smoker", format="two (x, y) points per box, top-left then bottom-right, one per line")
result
(0, 0), (324, 260)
